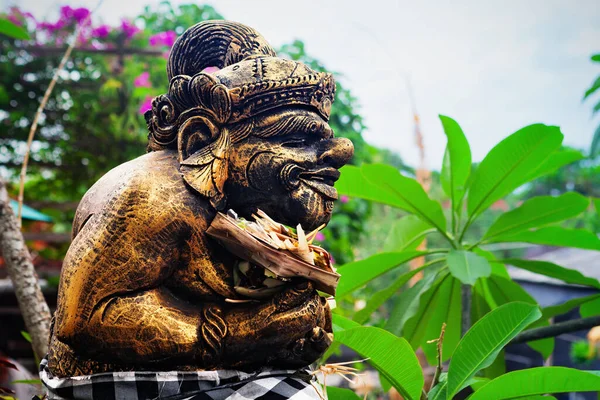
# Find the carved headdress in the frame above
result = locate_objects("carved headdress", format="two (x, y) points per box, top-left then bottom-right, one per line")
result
(145, 20), (336, 209)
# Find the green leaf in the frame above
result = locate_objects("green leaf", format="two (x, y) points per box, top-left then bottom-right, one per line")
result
(484, 193), (589, 240)
(447, 250), (491, 285)
(526, 148), (584, 182)
(336, 165), (408, 209)
(580, 297), (600, 318)
(468, 376), (491, 391)
(335, 327), (424, 400)
(380, 374), (393, 393)
(466, 124), (563, 218)
(483, 276), (553, 358)
(362, 164), (447, 232)
(326, 387), (361, 400)
(0, 18), (30, 40)
(21, 331), (31, 343)
(336, 251), (427, 297)
(592, 53), (600, 62)
(439, 115), (471, 213)
(324, 314), (360, 361)
(469, 367), (600, 400)
(428, 381), (447, 400)
(422, 277), (462, 364)
(594, 197), (600, 215)
(385, 271), (440, 336)
(402, 273), (452, 348)
(500, 259), (600, 288)
(584, 76), (600, 100)
(332, 314), (361, 332)
(471, 282), (492, 324)
(541, 294), (600, 320)
(353, 262), (437, 324)
(491, 226), (600, 250)
(473, 248), (510, 279)
(482, 351), (506, 380)
(383, 215), (432, 252)
(446, 302), (542, 398)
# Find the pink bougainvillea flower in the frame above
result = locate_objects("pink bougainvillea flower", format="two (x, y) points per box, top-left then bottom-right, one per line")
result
(330, 255), (336, 265)
(148, 34), (160, 46)
(149, 31), (177, 48)
(134, 72), (151, 88)
(340, 195), (349, 203)
(37, 21), (52, 30)
(202, 66), (220, 74)
(121, 19), (140, 39)
(138, 96), (153, 114)
(39, 18), (66, 33)
(91, 25), (110, 39)
(315, 232), (325, 242)
(59, 5), (73, 19)
(7, 15), (22, 26)
(72, 7), (90, 23)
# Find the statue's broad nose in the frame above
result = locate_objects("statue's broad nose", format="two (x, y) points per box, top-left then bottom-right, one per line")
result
(317, 138), (354, 168)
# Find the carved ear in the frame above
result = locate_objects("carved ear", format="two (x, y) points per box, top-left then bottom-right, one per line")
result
(178, 115), (230, 210)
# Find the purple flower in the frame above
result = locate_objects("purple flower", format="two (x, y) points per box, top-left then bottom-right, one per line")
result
(340, 195), (349, 203)
(38, 19), (66, 33)
(134, 72), (151, 88)
(330, 255), (336, 265)
(139, 96), (153, 114)
(202, 66), (220, 74)
(315, 232), (325, 242)
(7, 15), (22, 26)
(121, 19), (140, 39)
(72, 7), (90, 23)
(149, 31), (177, 48)
(60, 5), (73, 19)
(91, 24), (110, 38)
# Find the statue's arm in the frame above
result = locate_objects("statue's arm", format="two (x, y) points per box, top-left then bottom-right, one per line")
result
(52, 203), (217, 366)
(81, 286), (224, 366)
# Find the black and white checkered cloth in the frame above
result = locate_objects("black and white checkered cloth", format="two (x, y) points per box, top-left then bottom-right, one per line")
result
(39, 357), (323, 400)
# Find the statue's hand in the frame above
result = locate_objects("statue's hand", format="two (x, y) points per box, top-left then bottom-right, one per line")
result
(223, 281), (332, 367)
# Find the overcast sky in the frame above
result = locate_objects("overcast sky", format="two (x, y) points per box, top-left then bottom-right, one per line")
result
(6, 0), (600, 169)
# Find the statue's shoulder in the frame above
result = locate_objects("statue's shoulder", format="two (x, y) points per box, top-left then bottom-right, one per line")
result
(72, 150), (184, 236)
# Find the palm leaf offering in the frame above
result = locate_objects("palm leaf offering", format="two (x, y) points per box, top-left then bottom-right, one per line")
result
(207, 210), (340, 297)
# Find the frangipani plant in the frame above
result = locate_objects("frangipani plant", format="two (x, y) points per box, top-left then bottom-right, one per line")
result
(326, 116), (600, 398)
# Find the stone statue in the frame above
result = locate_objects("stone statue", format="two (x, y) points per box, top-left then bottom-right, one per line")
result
(47, 20), (353, 377)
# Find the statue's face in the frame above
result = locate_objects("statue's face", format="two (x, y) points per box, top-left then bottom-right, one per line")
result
(224, 109), (353, 230)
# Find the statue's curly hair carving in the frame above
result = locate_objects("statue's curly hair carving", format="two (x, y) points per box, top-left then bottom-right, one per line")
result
(166, 20), (276, 81)
(145, 20), (336, 153)
(145, 20), (275, 152)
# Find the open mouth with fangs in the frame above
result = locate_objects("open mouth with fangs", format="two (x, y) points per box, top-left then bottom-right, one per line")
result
(298, 167), (340, 200)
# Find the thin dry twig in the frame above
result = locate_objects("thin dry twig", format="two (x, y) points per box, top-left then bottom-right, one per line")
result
(17, 1), (103, 225)
(311, 359), (370, 399)
(428, 322), (447, 391)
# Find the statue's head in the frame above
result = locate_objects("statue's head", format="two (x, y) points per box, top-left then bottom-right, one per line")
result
(145, 21), (353, 230)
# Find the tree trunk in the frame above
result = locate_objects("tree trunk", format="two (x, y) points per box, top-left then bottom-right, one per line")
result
(0, 179), (51, 359)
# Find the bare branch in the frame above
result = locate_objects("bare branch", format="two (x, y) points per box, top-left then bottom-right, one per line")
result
(0, 178), (51, 359)
(16, 2), (103, 225)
